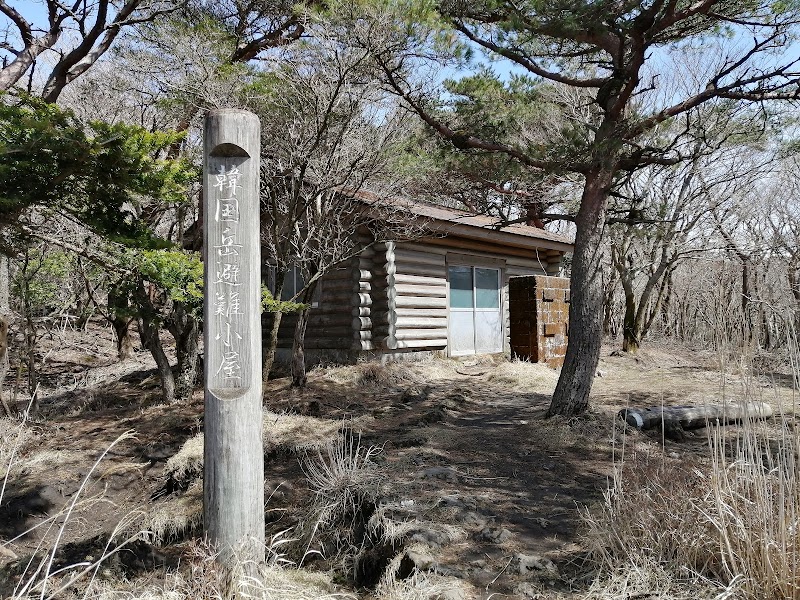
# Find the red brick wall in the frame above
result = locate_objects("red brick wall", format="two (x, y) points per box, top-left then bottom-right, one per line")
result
(509, 275), (569, 368)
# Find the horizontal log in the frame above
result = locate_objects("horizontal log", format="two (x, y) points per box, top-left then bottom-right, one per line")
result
(323, 280), (358, 293)
(307, 326), (353, 337)
(322, 269), (355, 282)
(353, 307), (371, 317)
(619, 402), (773, 431)
(393, 247), (446, 266)
(310, 308), (352, 318)
(393, 262), (447, 279)
(354, 340), (375, 351)
(396, 243), (448, 257)
(395, 273), (447, 286)
(392, 338), (448, 349)
(394, 308), (447, 319)
(394, 316), (447, 329)
(371, 307), (447, 323)
(304, 338), (353, 349)
(394, 295), (447, 309)
(308, 315), (352, 327)
(394, 283), (447, 298)
(352, 293), (372, 307)
(391, 329), (448, 340)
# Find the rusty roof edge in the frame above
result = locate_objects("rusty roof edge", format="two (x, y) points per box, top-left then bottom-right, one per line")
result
(347, 189), (574, 249)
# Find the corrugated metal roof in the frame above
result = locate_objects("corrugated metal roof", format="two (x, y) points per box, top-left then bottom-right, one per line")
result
(352, 190), (574, 247)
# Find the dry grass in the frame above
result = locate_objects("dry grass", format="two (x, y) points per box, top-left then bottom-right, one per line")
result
(375, 548), (474, 600)
(164, 411), (352, 489)
(0, 417), (35, 482)
(145, 480), (203, 545)
(264, 411), (353, 454)
(294, 431), (384, 566)
(368, 502), (466, 547)
(319, 355), (477, 391)
(583, 408), (800, 599)
(163, 435), (204, 487)
(486, 358), (559, 390)
(87, 540), (354, 599)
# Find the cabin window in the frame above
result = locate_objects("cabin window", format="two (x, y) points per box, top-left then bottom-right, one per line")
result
(448, 266), (502, 355)
(280, 265), (305, 301)
(265, 264), (318, 307)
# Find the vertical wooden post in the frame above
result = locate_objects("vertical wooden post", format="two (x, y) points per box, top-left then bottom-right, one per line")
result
(203, 109), (265, 569)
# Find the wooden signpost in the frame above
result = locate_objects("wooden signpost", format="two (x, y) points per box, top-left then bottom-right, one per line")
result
(203, 109), (265, 568)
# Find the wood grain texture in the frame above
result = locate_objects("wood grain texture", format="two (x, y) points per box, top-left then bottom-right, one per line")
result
(619, 402), (773, 430)
(202, 109), (265, 568)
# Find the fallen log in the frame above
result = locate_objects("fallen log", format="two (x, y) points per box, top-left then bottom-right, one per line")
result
(619, 401), (774, 431)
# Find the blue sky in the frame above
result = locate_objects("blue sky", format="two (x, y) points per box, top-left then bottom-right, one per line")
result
(8, 0), (800, 101)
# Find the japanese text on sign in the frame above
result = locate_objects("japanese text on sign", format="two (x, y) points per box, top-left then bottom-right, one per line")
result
(212, 165), (245, 383)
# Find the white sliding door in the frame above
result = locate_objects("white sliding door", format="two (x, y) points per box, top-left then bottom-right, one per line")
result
(448, 266), (502, 356)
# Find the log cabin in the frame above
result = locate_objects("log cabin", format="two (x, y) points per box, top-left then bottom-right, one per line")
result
(265, 197), (574, 363)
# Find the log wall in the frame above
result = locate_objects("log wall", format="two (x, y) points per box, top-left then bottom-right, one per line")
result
(388, 242), (448, 350)
(264, 234), (566, 360)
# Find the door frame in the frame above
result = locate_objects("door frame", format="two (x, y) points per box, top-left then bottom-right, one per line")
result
(446, 255), (505, 357)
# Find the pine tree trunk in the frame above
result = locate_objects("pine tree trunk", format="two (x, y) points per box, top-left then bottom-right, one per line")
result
(262, 311), (282, 384)
(290, 282), (316, 388)
(108, 287), (135, 361)
(547, 168), (612, 417)
(0, 255), (11, 416)
(112, 317), (135, 360)
(166, 302), (199, 403)
(290, 308), (310, 388)
(135, 283), (175, 404)
(138, 314), (175, 404)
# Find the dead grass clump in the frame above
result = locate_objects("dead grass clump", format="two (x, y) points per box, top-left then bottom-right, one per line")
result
(264, 411), (347, 454)
(582, 451), (719, 577)
(705, 419), (800, 599)
(321, 357), (461, 390)
(583, 556), (723, 600)
(321, 361), (415, 389)
(293, 431), (384, 578)
(145, 480), (203, 545)
(163, 412), (349, 489)
(487, 359), (559, 390)
(375, 549), (473, 600)
(369, 502), (466, 547)
(584, 416), (800, 599)
(0, 418), (35, 481)
(88, 539), (353, 599)
(163, 435), (203, 488)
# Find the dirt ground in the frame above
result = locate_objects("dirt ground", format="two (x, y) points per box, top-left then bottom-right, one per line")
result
(0, 320), (796, 598)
